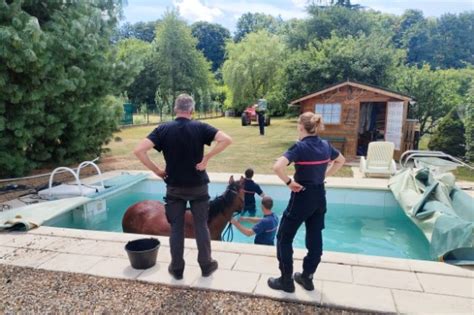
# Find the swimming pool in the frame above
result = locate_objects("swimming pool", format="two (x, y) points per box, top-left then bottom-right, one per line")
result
(44, 179), (431, 260)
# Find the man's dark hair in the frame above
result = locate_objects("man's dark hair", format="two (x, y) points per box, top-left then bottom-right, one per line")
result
(244, 168), (254, 179)
(261, 196), (273, 210)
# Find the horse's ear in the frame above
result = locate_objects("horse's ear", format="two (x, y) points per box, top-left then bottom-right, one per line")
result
(229, 175), (234, 184)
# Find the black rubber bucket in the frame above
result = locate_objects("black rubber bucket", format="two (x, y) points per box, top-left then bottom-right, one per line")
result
(125, 238), (160, 269)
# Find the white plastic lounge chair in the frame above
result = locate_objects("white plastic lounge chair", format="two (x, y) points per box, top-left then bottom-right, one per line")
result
(360, 141), (397, 178)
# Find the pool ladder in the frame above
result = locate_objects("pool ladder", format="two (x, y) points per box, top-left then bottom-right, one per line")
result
(42, 160), (105, 199)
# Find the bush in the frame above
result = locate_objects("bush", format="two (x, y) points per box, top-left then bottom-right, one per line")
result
(465, 85), (474, 161)
(428, 109), (466, 158)
(0, 2), (135, 177)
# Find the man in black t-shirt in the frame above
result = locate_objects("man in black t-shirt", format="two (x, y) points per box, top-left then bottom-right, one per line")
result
(133, 94), (232, 280)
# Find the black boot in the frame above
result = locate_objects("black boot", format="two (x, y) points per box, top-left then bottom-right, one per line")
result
(267, 275), (295, 293)
(201, 259), (218, 277)
(294, 272), (314, 291)
(168, 264), (184, 280)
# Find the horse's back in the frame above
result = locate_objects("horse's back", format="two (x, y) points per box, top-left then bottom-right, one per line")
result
(122, 200), (170, 235)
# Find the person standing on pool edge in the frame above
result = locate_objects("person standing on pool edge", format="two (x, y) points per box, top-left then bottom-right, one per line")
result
(268, 112), (345, 293)
(133, 93), (232, 280)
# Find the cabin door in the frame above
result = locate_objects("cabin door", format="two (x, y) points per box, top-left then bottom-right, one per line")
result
(357, 102), (387, 156)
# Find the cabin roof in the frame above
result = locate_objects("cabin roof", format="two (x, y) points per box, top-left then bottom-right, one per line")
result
(290, 80), (413, 105)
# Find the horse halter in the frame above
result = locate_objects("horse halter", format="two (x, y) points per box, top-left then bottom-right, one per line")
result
(226, 183), (245, 207)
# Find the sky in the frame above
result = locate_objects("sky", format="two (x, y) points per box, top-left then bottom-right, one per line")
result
(122, 0), (474, 32)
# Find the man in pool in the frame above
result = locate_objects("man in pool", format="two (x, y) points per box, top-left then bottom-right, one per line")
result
(242, 168), (265, 217)
(230, 196), (279, 246)
(133, 93), (232, 280)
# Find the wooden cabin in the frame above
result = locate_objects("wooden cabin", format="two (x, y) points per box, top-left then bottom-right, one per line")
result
(290, 81), (415, 160)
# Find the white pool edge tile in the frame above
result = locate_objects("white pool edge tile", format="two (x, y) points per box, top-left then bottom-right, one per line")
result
(1, 228), (473, 315)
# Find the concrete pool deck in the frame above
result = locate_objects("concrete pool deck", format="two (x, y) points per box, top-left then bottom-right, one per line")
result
(0, 227), (473, 314)
(0, 170), (473, 313)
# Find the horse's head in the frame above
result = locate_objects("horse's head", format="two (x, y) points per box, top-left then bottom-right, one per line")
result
(227, 175), (245, 214)
(208, 175), (246, 226)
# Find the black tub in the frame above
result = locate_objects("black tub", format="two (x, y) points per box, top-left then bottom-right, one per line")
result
(125, 238), (160, 269)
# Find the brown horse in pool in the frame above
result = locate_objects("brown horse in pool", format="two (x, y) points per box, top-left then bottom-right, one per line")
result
(122, 176), (245, 240)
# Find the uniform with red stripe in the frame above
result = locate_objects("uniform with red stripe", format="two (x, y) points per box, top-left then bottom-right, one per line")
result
(284, 136), (340, 185)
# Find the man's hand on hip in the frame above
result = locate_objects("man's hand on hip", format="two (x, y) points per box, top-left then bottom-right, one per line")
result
(155, 169), (167, 179)
(196, 156), (209, 171)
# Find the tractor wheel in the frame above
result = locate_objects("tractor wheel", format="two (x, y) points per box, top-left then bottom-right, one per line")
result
(241, 114), (249, 126)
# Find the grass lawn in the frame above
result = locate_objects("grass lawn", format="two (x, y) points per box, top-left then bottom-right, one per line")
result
(453, 167), (474, 182)
(105, 117), (353, 177)
(414, 135), (473, 181)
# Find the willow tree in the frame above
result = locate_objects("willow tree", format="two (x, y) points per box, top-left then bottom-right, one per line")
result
(153, 10), (212, 114)
(222, 30), (286, 111)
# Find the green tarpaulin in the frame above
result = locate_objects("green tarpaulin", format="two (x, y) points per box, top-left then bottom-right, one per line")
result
(389, 168), (474, 265)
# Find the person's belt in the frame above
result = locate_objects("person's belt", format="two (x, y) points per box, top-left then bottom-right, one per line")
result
(295, 159), (330, 165)
(299, 183), (325, 188)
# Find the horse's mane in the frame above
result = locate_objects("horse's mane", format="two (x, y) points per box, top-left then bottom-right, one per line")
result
(208, 182), (239, 223)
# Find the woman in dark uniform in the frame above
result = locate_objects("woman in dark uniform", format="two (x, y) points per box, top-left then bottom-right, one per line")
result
(268, 112), (345, 293)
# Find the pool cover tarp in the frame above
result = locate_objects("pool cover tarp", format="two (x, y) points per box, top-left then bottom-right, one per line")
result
(389, 168), (474, 265)
(0, 197), (90, 231)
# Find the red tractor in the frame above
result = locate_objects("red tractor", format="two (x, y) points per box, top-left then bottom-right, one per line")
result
(241, 100), (271, 126)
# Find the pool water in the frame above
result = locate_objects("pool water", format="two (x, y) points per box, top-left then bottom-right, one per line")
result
(45, 180), (431, 260)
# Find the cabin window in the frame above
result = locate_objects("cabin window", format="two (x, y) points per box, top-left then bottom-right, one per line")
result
(315, 103), (341, 124)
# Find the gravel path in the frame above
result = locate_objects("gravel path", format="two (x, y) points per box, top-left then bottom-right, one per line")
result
(0, 264), (365, 314)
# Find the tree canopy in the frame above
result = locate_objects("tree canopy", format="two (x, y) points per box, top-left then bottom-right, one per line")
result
(223, 31), (286, 111)
(234, 12), (282, 42)
(392, 65), (470, 136)
(191, 21), (231, 72)
(283, 33), (403, 102)
(153, 10), (213, 113)
(114, 20), (158, 42)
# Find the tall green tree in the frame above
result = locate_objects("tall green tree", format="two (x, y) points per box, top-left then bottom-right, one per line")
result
(153, 10), (212, 111)
(433, 12), (474, 68)
(223, 30), (286, 111)
(234, 12), (282, 42)
(392, 9), (425, 48)
(393, 65), (463, 136)
(404, 20), (437, 66)
(393, 10), (474, 68)
(0, 0), (140, 177)
(116, 39), (155, 107)
(191, 22), (231, 72)
(327, 0), (362, 9)
(116, 38), (151, 79)
(283, 33), (404, 102)
(303, 5), (375, 42)
(114, 20), (158, 42)
(127, 56), (159, 108)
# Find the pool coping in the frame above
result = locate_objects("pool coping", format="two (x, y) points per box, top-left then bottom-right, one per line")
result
(1, 170), (473, 313)
(0, 227), (472, 314)
(82, 169), (394, 191)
